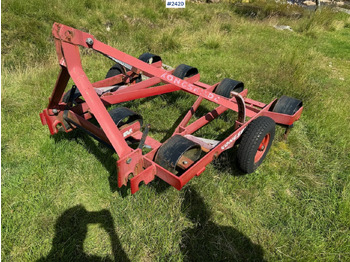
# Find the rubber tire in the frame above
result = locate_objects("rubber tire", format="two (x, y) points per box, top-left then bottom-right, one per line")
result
(215, 78), (244, 98)
(106, 53), (161, 82)
(105, 63), (142, 83)
(62, 88), (82, 104)
(271, 95), (303, 115)
(138, 52), (162, 64)
(172, 64), (198, 79)
(237, 116), (275, 174)
(154, 135), (201, 174)
(109, 107), (143, 128)
(105, 63), (124, 79)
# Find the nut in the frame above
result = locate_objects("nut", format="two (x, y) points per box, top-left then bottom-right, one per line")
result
(86, 38), (94, 46)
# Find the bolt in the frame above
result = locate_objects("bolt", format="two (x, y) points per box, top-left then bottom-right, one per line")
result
(52, 109), (58, 115)
(65, 30), (73, 41)
(86, 38), (94, 46)
(182, 161), (188, 165)
(126, 158), (132, 164)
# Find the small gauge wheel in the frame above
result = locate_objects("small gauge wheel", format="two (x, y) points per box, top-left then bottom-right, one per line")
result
(154, 135), (202, 174)
(214, 78), (244, 98)
(172, 64), (198, 79)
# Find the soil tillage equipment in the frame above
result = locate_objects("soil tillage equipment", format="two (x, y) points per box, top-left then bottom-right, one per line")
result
(40, 23), (303, 194)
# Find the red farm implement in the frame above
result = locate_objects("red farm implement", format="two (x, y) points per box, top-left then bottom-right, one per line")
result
(40, 23), (303, 194)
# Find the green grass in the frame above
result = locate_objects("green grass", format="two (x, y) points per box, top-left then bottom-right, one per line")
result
(2, 0), (350, 261)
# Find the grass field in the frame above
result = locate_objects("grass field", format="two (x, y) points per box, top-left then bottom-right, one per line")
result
(2, 0), (350, 261)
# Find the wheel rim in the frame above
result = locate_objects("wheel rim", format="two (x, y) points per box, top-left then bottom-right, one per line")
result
(254, 133), (270, 163)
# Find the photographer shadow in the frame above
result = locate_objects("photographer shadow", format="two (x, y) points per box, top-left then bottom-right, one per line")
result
(180, 187), (265, 262)
(37, 205), (130, 262)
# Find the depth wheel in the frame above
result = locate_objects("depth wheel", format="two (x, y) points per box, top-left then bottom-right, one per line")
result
(106, 63), (126, 79)
(109, 107), (143, 128)
(214, 78), (244, 98)
(237, 116), (275, 173)
(62, 87), (82, 105)
(105, 63), (142, 84)
(154, 135), (201, 174)
(138, 52), (162, 64)
(172, 64), (198, 79)
(271, 95), (303, 115)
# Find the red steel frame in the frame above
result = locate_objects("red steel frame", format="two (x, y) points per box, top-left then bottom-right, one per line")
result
(40, 23), (303, 194)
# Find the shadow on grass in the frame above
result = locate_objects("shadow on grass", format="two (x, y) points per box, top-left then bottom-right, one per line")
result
(212, 147), (246, 177)
(54, 129), (175, 196)
(180, 186), (265, 261)
(149, 146), (246, 196)
(37, 205), (130, 262)
(53, 131), (129, 197)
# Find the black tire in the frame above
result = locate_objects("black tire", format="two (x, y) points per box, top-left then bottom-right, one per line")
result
(172, 64), (198, 79)
(154, 135), (201, 174)
(105, 63), (125, 79)
(105, 63), (142, 83)
(214, 78), (244, 98)
(237, 116), (275, 174)
(106, 53), (161, 83)
(109, 107), (143, 128)
(271, 95), (303, 115)
(62, 88), (82, 104)
(138, 52), (162, 64)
